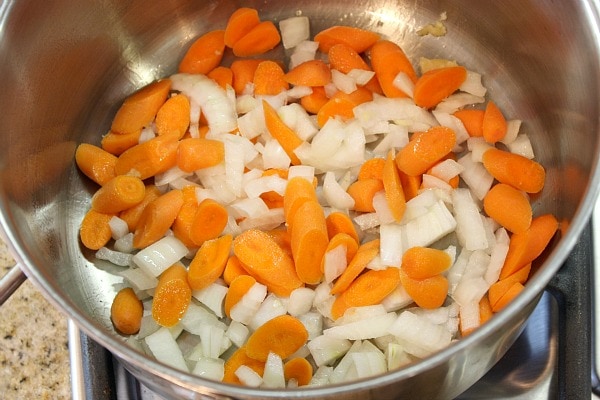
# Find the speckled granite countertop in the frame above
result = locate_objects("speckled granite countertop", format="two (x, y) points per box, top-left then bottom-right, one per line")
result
(0, 238), (71, 399)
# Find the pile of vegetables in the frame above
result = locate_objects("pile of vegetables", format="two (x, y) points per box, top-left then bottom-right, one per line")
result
(75, 7), (558, 388)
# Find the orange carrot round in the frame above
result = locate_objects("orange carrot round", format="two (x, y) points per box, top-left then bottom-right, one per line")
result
(232, 21), (281, 57)
(482, 101), (507, 144)
(133, 189), (184, 249)
(290, 200), (329, 284)
(314, 25), (380, 53)
(263, 100), (304, 165)
(119, 184), (162, 232)
(101, 129), (142, 156)
(369, 40), (417, 98)
(223, 346), (265, 384)
(80, 209), (114, 250)
(91, 175), (146, 214)
(490, 281), (524, 312)
(325, 211), (360, 244)
(189, 198), (228, 246)
(152, 263), (192, 327)
(482, 148), (546, 193)
(111, 287), (143, 335)
(483, 183), (532, 233)
(395, 126), (456, 176)
(231, 59), (263, 95)
(224, 7), (261, 48)
(253, 60), (289, 96)
(346, 178), (384, 213)
(300, 86), (329, 114)
(115, 136), (179, 180)
(284, 357), (313, 386)
(398, 268), (448, 309)
(382, 150), (406, 222)
(223, 255), (249, 286)
(155, 94), (190, 140)
(177, 137), (225, 173)
(330, 239), (380, 295)
(207, 66), (234, 89)
(284, 60), (332, 87)
(316, 97), (356, 127)
(187, 234), (232, 291)
(358, 158), (385, 181)
(401, 246), (452, 280)
(178, 30), (226, 75)
(284, 177), (318, 229)
(224, 274), (256, 318)
(413, 66), (467, 109)
(324, 232), (360, 266)
(245, 315), (308, 362)
(453, 109), (485, 137)
(328, 43), (372, 73)
(75, 143), (117, 186)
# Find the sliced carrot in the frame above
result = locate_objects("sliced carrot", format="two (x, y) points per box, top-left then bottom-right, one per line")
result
(482, 101), (507, 144)
(300, 86), (329, 114)
(224, 274), (256, 318)
(290, 200), (329, 284)
(91, 175), (146, 214)
(262, 100), (304, 165)
(346, 178), (384, 213)
(155, 94), (190, 140)
(399, 170), (422, 201)
(283, 177), (319, 229)
(171, 193), (199, 248)
(398, 268), (448, 309)
(119, 184), (162, 232)
(232, 21), (281, 57)
(224, 7), (261, 48)
(324, 232), (360, 266)
(483, 183), (532, 233)
(253, 60), (289, 96)
(499, 214), (558, 279)
(330, 239), (380, 295)
(395, 126), (456, 176)
(223, 345), (265, 385)
(316, 97), (356, 127)
(314, 25), (380, 53)
(489, 263), (532, 310)
(233, 229), (303, 296)
(111, 79), (171, 135)
(264, 228), (293, 259)
(331, 267), (401, 320)
(490, 281), (525, 312)
(110, 287), (143, 335)
(479, 294), (494, 325)
(79, 209), (114, 250)
(114, 136), (178, 180)
(328, 43), (371, 73)
(152, 263), (192, 327)
(245, 315), (308, 362)
(189, 198), (229, 246)
(101, 129), (142, 156)
(223, 255), (249, 286)
(332, 86), (374, 105)
(178, 30), (226, 75)
(325, 212), (360, 244)
(482, 148), (546, 193)
(231, 59), (263, 95)
(75, 143), (117, 186)
(132, 189), (184, 249)
(453, 109), (485, 137)
(401, 246), (452, 280)
(413, 66), (467, 109)
(284, 357), (313, 386)
(369, 40), (417, 98)
(177, 137), (225, 173)
(188, 234), (232, 291)
(382, 150), (406, 222)
(207, 66), (234, 89)
(284, 60), (332, 87)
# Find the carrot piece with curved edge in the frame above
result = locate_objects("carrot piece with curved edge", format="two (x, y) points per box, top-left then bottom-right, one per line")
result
(178, 30), (226, 75)
(401, 246), (452, 280)
(223, 345), (265, 385)
(223, 255), (249, 286)
(80, 209), (114, 250)
(233, 229), (303, 296)
(232, 21), (281, 57)
(382, 150), (406, 222)
(284, 357), (313, 386)
(346, 178), (384, 213)
(291, 200), (329, 284)
(253, 60), (289, 96)
(300, 86), (329, 114)
(75, 143), (117, 186)
(453, 109), (485, 137)
(483, 183), (532, 234)
(482, 148), (546, 193)
(357, 158), (385, 181)
(283, 177), (318, 228)
(110, 287), (143, 335)
(328, 43), (372, 73)
(263, 100), (304, 166)
(177, 137), (225, 173)
(330, 239), (380, 295)
(91, 175), (146, 214)
(331, 267), (401, 320)
(264, 228), (293, 259)
(332, 86), (374, 106)
(189, 198), (229, 246)
(398, 268), (449, 309)
(370, 40), (417, 98)
(499, 214), (558, 280)
(314, 25), (380, 54)
(119, 184), (162, 232)
(188, 234), (232, 290)
(207, 66), (234, 89)
(245, 315), (309, 362)
(224, 274), (256, 318)
(259, 169), (288, 209)
(479, 294), (494, 325)
(111, 79), (171, 135)
(325, 212), (360, 244)
(413, 66), (467, 109)
(224, 7), (261, 48)
(171, 196), (199, 248)
(489, 263), (532, 311)
(231, 59), (263, 94)
(132, 189), (184, 249)
(395, 126), (456, 176)
(491, 281), (525, 312)
(399, 170), (422, 201)
(284, 60), (332, 87)
(482, 101), (507, 144)
(101, 129), (142, 156)
(152, 263), (192, 327)
(316, 97), (356, 127)
(155, 94), (190, 140)
(324, 232), (360, 267)
(115, 136), (178, 180)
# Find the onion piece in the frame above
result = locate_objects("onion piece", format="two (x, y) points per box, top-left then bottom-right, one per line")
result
(192, 282), (228, 318)
(307, 335), (352, 367)
(249, 293), (288, 331)
(323, 171), (355, 210)
(500, 119), (522, 145)
(109, 216), (129, 240)
(288, 287), (316, 316)
(506, 134), (535, 159)
(324, 312), (397, 340)
(457, 154), (494, 200)
(118, 267), (158, 291)
(348, 69), (376, 86)
(96, 246), (133, 267)
(132, 236), (188, 277)
(235, 365), (263, 387)
(452, 188), (489, 251)
(332, 69), (358, 94)
(192, 357), (225, 381)
(279, 16), (310, 49)
(145, 327), (189, 372)
(459, 70), (487, 97)
(392, 71), (415, 98)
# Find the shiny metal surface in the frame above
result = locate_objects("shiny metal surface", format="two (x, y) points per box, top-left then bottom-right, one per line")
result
(1, 0), (600, 399)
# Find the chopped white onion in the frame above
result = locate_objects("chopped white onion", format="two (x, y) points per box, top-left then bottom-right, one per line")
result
(307, 335), (352, 367)
(507, 134), (535, 159)
(96, 246), (133, 267)
(452, 188), (489, 251)
(331, 69), (358, 94)
(132, 236), (188, 277)
(192, 283), (228, 318)
(500, 119), (522, 145)
(279, 16), (310, 49)
(235, 365), (263, 387)
(323, 171), (355, 210)
(192, 357), (225, 381)
(459, 70), (487, 97)
(145, 327), (189, 372)
(288, 287), (316, 316)
(118, 267), (158, 291)
(262, 352), (286, 388)
(392, 71), (415, 98)
(109, 216), (129, 240)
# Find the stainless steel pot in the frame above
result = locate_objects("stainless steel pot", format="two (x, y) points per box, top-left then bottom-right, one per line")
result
(1, 1), (599, 399)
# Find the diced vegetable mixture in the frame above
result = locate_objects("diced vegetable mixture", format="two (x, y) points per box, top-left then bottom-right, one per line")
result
(76, 7), (558, 388)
